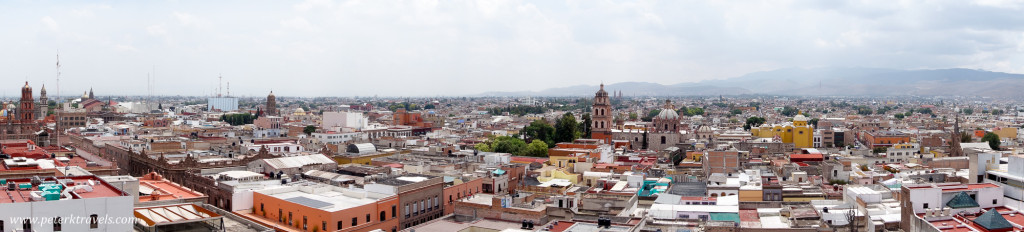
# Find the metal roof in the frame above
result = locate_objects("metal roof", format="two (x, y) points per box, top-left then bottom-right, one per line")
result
(262, 154), (335, 169)
(285, 196), (334, 209)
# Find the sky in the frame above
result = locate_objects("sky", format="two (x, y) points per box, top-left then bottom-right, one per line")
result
(2, 0), (1023, 97)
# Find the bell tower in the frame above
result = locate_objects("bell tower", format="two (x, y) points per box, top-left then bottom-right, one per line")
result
(591, 84), (613, 144)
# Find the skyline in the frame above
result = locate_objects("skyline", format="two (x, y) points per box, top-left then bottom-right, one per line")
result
(2, 0), (1023, 97)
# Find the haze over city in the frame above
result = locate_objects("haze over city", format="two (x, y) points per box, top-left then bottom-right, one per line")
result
(3, 0), (1024, 96)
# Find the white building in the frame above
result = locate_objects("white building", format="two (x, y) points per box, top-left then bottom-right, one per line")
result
(207, 97), (239, 111)
(311, 132), (367, 145)
(0, 176), (135, 232)
(322, 111), (368, 131)
(247, 154), (337, 176)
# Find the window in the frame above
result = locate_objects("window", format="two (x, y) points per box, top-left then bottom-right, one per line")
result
(338, 221), (343, 230)
(381, 211), (387, 221)
(366, 214), (371, 223)
(323, 221), (326, 231)
(405, 204), (410, 218)
(993, 199), (998, 204)
(450, 195), (453, 203)
(435, 196), (439, 209)
(412, 204), (417, 216)
(392, 205), (397, 218)
(352, 217), (358, 227)
(279, 209), (283, 222)
(23, 219), (30, 231)
(54, 217), (61, 231)
(661, 136), (666, 144)
(90, 214), (98, 228)
(420, 201), (425, 213)
(303, 216), (307, 230)
(923, 203), (929, 209)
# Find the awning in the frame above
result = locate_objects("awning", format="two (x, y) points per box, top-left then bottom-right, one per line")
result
(134, 204), (222, 227)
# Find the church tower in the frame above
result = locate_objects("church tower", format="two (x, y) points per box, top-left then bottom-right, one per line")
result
(19, 82), (34, 122)
(266, 91), (277, 116)
(591, 84), (613, 144)
(37, 84), (48, 120)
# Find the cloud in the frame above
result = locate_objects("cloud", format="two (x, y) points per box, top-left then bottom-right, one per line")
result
(279, 17), (318, 32)
(41, 16), (59, 31)
(3, 0), (1024, 96)
(147, 24), (167, 36)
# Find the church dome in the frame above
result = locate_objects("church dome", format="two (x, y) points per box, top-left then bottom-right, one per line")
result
(655, 108), (679, 120)
(794, 114), (809, 122)
(697, 125), (712, 132)
(294, 108), (306, 115)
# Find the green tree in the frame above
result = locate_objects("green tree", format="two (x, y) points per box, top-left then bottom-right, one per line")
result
(554, 113), (580, 143)
(642, 109), (661, 122)
(581, 113), (592, 139)
(628, 112), (638, 120)
(729, 109), (742, 116)
(522, 120), (555, 146)
(492, 136), (527, 155)
(809, 118), (819, 127)
(961, 133), (972, 143)
(992, 109), (1004, 115)
(684, 107), (705, 116)
(780, 106), (799, 117)
(525, 140), (549, 157)
(982, 132), (1000, 150)
(475, 143), (492, 152)
(303, 125), (317, 135)
(743, 117), (766, 130)
(962, 108), (974, 115)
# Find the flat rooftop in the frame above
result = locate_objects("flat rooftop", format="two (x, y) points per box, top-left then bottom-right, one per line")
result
(0, 175), (126, 204)
(257, 184), (392, 212)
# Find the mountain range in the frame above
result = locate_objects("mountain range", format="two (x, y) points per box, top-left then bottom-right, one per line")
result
(480, 67), (1024, 97)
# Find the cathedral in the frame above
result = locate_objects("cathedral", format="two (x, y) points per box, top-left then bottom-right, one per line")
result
(0, 82), (41, 141)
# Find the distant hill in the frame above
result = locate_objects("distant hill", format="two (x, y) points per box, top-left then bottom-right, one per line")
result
(480, 68), (1024, 97)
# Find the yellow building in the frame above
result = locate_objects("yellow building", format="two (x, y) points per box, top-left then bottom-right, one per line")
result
(738, 186), (763, 202)
(750, 115), (814, 148)
(536, 167), (580, 185)
(994, 127), (1018, 139)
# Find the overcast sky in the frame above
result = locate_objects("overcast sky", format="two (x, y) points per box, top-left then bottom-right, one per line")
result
(2, 0), (1023, 97)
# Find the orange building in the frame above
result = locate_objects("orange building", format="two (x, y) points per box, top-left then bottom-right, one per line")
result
(442, 176), (483, 215)
(862, 131), (911, 149)
(252, 184), (400, 232)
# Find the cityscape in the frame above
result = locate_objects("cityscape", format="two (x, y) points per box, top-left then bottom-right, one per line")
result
(3, 1), (1024, 232)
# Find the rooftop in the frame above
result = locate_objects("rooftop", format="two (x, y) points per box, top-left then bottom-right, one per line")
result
(0, 175), (127, 204)
(255, 182), (393, 212)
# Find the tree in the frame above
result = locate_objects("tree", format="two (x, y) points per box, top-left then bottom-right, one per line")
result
(872, 147), (887, 153)
(729, 109), (742, 116)
(809, 118), (819, 127)
(642, 109), (661, 122)
(743, 117), (766, 130)
(581, 113), (592, 139)
(961, 133), (972, 143)
(780, 106), (799, 117)
(961, 108), (974, 115)
(474, 143), (492, 152)
(683, 107), (705, 116)
(492, 136), (527, 155)
(894, 113), (905, 119)
(992, 109), (1004, 115)
(525, 140), (549, 157)
(303, 125), (317, 135)
(554, 113), (579, 143)
(982, 132), (1000, 150)
(628, 112), (638, 121)
(522, 120), (555, 146)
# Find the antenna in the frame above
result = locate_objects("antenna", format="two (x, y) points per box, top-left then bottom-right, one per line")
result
(227, 82), (230, 97)
(55, 50), (61, 147)
(218, 74), (223, 97)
